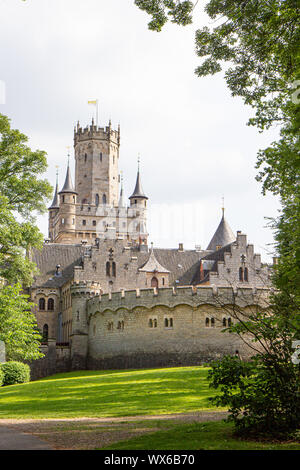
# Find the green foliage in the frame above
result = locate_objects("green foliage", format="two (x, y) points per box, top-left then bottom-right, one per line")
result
(135, 0), (194, 31)
(0, 367), (3, 387)
(208, 356), (300, 440)
(0, 113), (52, 286)
(0, 284), (43, 361)
(1, 361), (30, 386)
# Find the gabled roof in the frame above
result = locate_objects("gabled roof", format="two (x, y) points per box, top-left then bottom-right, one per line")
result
(139, 245), (170, 273)
(206, 211), (235, 251)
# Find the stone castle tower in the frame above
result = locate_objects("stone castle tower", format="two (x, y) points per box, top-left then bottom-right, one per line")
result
(48, 120), (148, 246)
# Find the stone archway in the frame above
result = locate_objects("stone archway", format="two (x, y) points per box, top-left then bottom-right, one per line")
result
(151, 276), (159, 288)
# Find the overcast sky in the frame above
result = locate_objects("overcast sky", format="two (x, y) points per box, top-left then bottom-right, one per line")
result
(0, 0), (280, 261)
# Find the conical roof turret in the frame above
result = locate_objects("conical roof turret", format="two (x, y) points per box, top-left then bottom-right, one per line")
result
(59, 157), (77, 194)
(206, 209), (235, 251)
(129, 160), (148, 200)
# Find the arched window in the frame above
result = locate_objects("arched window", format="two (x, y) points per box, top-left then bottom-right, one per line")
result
(228, 318), (232, 327)
(205, 317), (210, 327)
(112, 262), (116, 277)
(102, 194), (107, 205)
(153, 319), (157, 328)
(47, 298), (54, 311)
(106, 261), (110, 277)
(148, 319), (153, 328)
(84, 153), (87, 162)
(95, 194), (99, 206)
(151, 277), (158, 288)
(39, 298), (45, 311)
(100, 152), (102, 162)
(42, 324), (48, 342)
(244, 267), (248, 282)
(162, 278), (165, 286)
(82, 198), (87, 204)
(239, 267), (244, 282)
(170, 318), (173, 328)
(222, 318), (227, 327)
(211, 317), (215, 327)
(164, 318), (169, 328)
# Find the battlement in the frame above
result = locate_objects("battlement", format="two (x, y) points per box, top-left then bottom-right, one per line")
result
(74, 121), (120, 146)
(87, 285), (270, 316)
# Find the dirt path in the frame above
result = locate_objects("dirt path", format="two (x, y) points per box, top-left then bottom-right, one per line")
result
(0, 411), (228, 450)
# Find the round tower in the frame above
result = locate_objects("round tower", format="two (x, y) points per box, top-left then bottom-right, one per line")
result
(129, 160), (148, 246)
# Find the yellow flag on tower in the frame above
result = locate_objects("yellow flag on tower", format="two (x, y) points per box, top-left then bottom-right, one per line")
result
(88, 100), (97, 105)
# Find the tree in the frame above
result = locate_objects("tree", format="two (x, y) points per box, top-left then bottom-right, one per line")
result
(0, 113), (52, 360)
(135, 0), (300, 438)
(0, 113), (52, 285)
(0, 283), (43, 361)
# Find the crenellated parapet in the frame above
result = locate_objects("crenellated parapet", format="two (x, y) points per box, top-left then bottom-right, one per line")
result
(87, 285), (270, 317)
(74, 122), (120, 146)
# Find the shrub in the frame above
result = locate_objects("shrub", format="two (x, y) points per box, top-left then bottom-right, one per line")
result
(0, 367), (3, 386)
(1, 361), (30, 386)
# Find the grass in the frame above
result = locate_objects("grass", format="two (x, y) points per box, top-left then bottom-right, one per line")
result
(101, 421), (300, 451)
(0, 366), (221, 419)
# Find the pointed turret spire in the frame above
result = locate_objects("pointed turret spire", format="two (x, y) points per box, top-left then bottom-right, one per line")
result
(48, 168), (59, 209)
(59, 153), (77, 194)
(129, 157), (148, 200)
(206, 206), (235, 251)
(118, 172), (125, 207)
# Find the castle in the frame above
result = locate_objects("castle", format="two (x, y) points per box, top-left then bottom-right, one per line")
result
(28, 119), (272, 375)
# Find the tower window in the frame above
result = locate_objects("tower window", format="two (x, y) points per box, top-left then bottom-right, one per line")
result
(102, 194), (107, 205)
(239, 267), (244, 281)
(82, 220), (86, 226)
(47, 298), (54, 311)
(244, 267), (248, 282)
(84, 153), (87, 162)
(93, 220), (96, 226)
(205, 317), (210, 327)
(42, 324), (49, 342)
(95, 194), (99, 206)
(112, 262), (116, 277)
(39, 298), (45, 311)
(106, 261), (110, 277)
(100, 152), (102, 161)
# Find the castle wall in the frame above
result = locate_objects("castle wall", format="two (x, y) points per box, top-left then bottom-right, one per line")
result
(72, 285), (269, 370)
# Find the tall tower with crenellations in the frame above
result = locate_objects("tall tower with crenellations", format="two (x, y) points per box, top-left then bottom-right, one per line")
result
(74, 119), (120, 208)
(47, 118), (149, 247)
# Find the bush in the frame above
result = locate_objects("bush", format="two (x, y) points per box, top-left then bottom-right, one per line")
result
(0, 367), (3, 386)
(1, 361), (30, 386)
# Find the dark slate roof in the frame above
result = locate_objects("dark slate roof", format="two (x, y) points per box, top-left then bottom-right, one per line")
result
(136, 248), (210, 285)
(59, 163), (77, 194)
(182, 242), (234, 286)
(31, 244), (83, 288)
(129, 170), (148, 199)
(48, 180), (59, 209)
(206, 212), (235, 251)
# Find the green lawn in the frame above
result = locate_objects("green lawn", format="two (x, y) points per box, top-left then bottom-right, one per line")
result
(102, 421), (300, 451)
(0, 366), (221, 419)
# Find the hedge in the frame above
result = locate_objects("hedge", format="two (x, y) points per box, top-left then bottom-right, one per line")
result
(1, 361), (30, 386)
